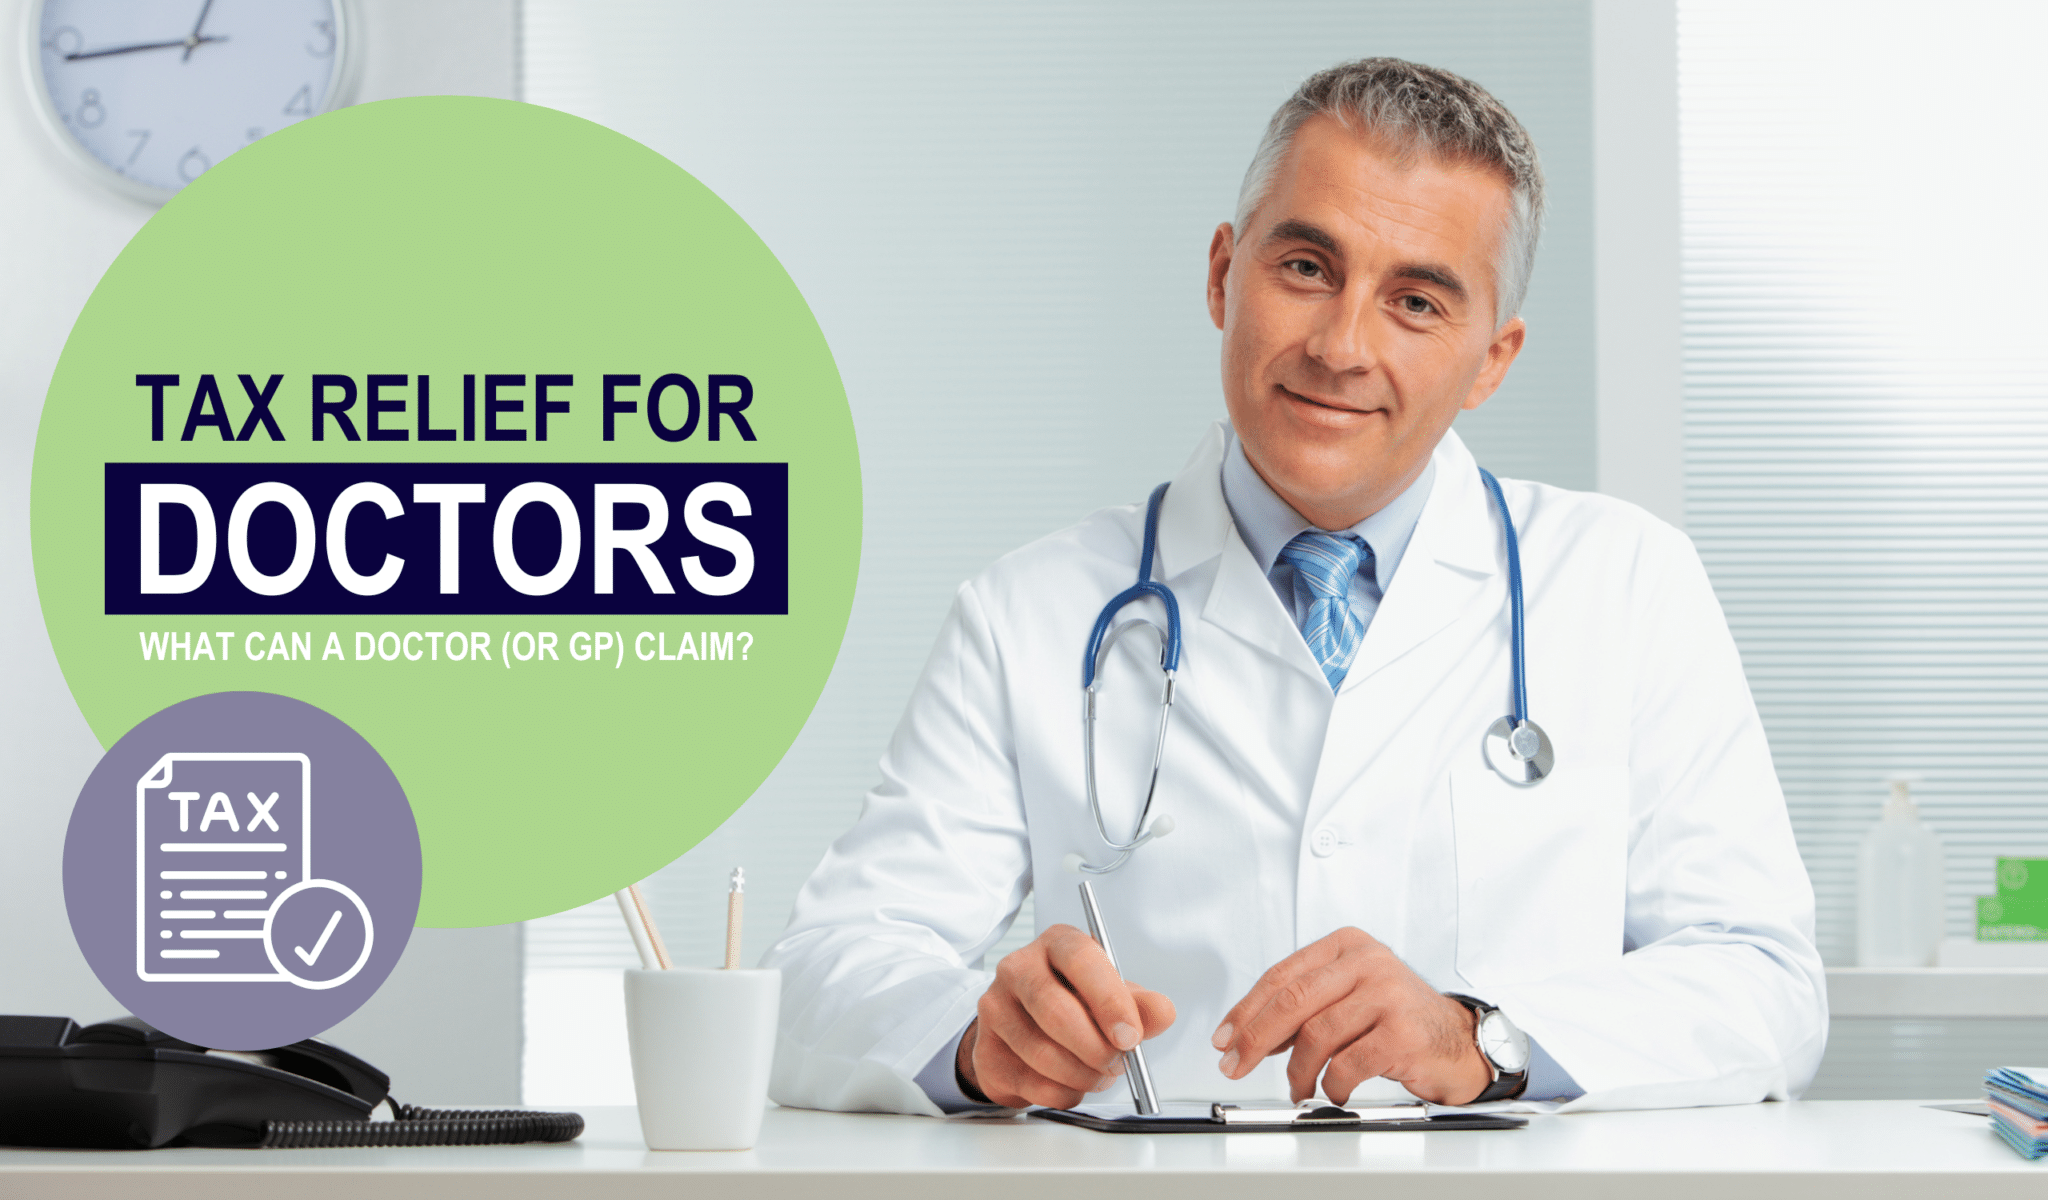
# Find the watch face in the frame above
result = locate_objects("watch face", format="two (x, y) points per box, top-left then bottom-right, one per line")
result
(32, 0), (347, 199)
(1478, 1009), (1531, 1074)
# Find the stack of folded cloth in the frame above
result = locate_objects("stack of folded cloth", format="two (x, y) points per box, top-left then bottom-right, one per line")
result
(1984, 1067), (2048, 1157)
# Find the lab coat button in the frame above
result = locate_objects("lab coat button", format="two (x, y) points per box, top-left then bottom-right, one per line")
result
(1311, 827), (1338, 857)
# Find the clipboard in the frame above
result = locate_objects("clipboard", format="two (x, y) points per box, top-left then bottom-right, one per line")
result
(1030, 1101), (1527, 1134)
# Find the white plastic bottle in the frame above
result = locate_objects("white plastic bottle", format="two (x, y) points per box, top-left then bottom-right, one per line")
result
(1857, 777), (1946, 967)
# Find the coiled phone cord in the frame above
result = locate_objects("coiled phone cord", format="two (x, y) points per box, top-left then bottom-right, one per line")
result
(258, 1101), (584, 1148)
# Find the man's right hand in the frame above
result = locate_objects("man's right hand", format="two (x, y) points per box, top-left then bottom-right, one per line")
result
(956, 923), (1175, 1109)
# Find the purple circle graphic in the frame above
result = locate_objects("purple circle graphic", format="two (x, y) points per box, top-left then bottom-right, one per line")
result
(63, 692), (420, 1049)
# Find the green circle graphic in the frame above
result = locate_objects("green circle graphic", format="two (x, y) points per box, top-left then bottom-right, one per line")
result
(33, 97), (861, 926)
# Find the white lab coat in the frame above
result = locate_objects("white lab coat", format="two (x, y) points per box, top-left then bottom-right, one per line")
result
(764, 422), (1826, 1115)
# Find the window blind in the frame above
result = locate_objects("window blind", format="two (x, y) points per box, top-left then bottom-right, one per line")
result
(1678, 1), (2048, 964)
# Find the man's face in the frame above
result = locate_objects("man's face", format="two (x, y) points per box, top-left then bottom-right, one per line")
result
(1207, 115), (1527, 529)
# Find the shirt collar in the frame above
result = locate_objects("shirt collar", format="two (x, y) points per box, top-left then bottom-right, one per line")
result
(1220, 428), (1437, 592)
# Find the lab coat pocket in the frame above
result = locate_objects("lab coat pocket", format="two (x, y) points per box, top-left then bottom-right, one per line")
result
(1451, 762), (1627, 987)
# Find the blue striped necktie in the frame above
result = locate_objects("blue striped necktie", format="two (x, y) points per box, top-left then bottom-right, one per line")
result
(1277, 530), (1369, 691)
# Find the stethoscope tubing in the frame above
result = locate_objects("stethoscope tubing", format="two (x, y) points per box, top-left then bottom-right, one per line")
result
(1082, 483), (1181, 688)
(1476, 467), (1528, 726)
(1075, 462), (1540, 876)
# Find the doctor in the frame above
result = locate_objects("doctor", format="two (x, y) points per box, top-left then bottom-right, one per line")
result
(765, 57), (1826, 1115)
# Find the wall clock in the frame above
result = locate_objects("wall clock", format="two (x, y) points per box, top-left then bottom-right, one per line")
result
(25, 0), (359, 204)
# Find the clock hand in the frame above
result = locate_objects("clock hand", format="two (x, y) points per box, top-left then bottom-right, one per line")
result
(183, 0), (217, 62)
(65, 35), (226, 62)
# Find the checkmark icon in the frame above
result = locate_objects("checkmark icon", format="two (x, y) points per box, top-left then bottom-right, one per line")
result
(295, 910), (344, 966)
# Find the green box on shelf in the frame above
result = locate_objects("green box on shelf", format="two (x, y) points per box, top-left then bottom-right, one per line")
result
(1996, 858), (2048, 902)
(1978, 894), (2048, 941)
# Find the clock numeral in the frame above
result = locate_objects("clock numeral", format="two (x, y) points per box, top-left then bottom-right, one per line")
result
(76, 89), (105, 130)
(125, 130), (150, 168)
(308, 20), (336, 57)
(178, 147), (211, 182)
(283, 85), (314, 117)
(43, 26), (82, 58)
(246, 127), (264, 143)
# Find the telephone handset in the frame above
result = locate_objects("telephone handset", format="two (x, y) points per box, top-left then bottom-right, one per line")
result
(0, 1014), (582, 1149)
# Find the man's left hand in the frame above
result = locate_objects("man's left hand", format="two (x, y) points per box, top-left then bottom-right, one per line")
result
(1211, 927), (1493, 1104)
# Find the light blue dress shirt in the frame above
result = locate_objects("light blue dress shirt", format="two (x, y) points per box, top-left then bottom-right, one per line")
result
(1220, 431), (1433, 646)
(915, 436), (1580, 1111)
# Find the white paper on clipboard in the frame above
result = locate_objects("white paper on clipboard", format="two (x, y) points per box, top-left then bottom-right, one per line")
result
(1069, 1101), (1431, 1125)
(135, 752), (311, 982)
(1068, 1102), (1228, 1123)
(1068, 1097), (1564, 1124)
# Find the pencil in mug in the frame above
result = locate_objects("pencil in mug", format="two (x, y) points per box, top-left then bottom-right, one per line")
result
(725, 868), (745, 969)
(613, 883), (673, 970)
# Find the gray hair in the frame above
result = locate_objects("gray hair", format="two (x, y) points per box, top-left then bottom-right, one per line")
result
(1234, 58), (1545, 329)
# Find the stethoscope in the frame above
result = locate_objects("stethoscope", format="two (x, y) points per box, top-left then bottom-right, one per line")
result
(1061, 466), (1552, 1113)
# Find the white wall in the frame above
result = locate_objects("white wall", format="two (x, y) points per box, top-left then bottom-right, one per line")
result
(0, 0), (525, 1104)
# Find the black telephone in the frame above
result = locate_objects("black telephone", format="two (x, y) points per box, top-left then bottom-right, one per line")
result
(0, 1014), (581, 1150)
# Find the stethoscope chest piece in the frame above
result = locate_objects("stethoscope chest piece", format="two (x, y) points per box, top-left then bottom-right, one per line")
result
(1483, 716), (1553, 786)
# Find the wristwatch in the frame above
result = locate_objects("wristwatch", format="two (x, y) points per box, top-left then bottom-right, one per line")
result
(1444, 994), (1529, 1102)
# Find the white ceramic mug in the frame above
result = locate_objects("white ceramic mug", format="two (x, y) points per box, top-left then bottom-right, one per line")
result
(623, 967), (781, 1150)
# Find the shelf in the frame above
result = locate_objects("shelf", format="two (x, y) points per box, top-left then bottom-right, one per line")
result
(1827, 967), (2048, 1018)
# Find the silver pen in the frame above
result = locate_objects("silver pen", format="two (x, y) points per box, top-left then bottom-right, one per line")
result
(1076, 879), (1159, 1115)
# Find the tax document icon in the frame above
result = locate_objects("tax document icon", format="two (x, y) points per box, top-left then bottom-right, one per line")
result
(136, 753), (311, 982)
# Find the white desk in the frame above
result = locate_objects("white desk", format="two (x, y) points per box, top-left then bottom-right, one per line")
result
(1, 1100), (2040, 1199)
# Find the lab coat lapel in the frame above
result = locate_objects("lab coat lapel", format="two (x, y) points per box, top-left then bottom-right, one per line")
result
(1152, 422), (1330, 688)
(1149, 421), (1230, 582)
(1339, 429), (1500, 692)
(1204, 530), (1330, 685)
